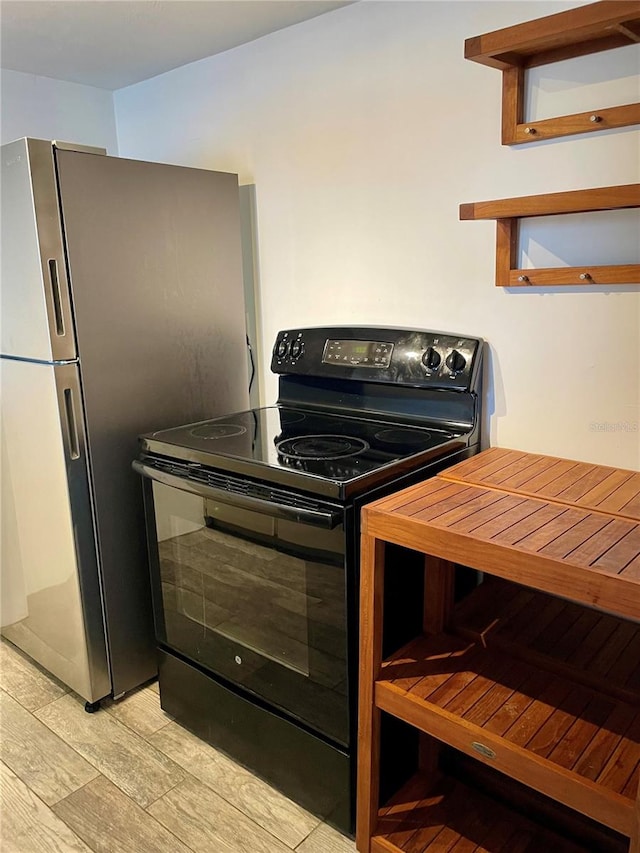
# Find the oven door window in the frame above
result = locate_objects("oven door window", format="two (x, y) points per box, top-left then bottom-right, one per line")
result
(150, 480), (348, 746)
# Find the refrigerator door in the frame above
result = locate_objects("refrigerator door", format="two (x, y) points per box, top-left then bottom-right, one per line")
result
(1, 358), (111, 702)
(55, 148), (250, 696)
(1, 139), (76, 362)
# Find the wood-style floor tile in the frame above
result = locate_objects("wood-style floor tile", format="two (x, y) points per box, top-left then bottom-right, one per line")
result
(0, 638), (68, 711)
(104, 684), (173, 739)
(0, 761), (91, 852)
(53, 775), (192, 853)
(150, 722), (319, 848)
(1, 644), (357, 853)
(295, 822), (357, 853)
(0, 690), (99, 806)
(147, 775), (293, 853)
(34, 694), (185, 808)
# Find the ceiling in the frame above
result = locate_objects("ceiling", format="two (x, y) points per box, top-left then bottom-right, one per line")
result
(0, 0), (355, 91)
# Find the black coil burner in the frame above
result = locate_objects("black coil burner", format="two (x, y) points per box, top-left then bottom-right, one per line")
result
(375, 427), (432, 445)
(279, 410), (307, 425)
(190, 424), (247, 439)
(277, 434), (369, 461)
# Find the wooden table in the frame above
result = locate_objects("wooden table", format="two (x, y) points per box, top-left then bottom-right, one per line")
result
(357, 447), (640, 853)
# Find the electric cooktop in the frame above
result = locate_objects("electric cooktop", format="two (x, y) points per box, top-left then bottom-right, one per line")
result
(141, 405), (465, 493)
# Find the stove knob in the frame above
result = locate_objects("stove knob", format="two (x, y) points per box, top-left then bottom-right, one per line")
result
(445, 350), (466, 373)
(290, 340), (302, 358)
(276, 340), (290, 358)
(421, 347), (441, 370)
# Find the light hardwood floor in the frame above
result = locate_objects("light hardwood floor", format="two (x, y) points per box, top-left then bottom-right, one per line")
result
(0, 638), (356, 853)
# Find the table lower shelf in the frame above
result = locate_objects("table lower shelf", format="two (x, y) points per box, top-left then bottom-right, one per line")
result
(372, 770), (591, 852)
(452, 577), (640, 706)
(376, 632), (640, 836)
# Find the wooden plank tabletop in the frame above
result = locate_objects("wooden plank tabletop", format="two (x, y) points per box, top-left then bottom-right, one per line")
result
(440, 447), (640, 522)
(362, 449), (640, 621)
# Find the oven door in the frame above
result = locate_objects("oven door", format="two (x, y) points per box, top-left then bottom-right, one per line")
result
(135, 461), (349, 747)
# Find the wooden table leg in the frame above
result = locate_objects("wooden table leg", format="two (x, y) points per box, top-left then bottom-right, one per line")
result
(356, 533), (385, 853)
(423, 556), (455, 635)
(419, 557), (456, 776)
(630, 783), (639, 853)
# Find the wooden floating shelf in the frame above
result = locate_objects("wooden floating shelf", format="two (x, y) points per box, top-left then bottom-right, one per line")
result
(459, 184), (640, 220)
(459, 184), (640, 287)
(465, 1), (640, 70)
(465, 1), (640, 144)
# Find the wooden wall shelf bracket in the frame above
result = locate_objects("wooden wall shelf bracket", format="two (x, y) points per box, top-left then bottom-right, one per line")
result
(465, 1), (640, 144)
(459, 183), (640, 287)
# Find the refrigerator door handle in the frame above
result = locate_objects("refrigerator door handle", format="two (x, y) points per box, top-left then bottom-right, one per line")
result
(48, 259), (66, 338)
(50, 361), (112, 702)
(31, 140), (78, 361)
(0, 139), (78, 362)
(63, 386), (81, 460)
(56, 367), (85, 463)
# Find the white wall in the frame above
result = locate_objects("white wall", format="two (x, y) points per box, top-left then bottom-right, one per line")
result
(114, 0), (640, 469)
(1, 68), (118, 152)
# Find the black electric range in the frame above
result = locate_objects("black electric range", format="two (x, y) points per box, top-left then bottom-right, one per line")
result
(134, 326), (484, 835)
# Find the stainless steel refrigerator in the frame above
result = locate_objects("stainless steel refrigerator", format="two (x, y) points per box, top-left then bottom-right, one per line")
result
(1, 138), (250, 708)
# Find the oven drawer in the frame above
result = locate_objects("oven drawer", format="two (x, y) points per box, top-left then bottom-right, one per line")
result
(158, 648), (353, 833)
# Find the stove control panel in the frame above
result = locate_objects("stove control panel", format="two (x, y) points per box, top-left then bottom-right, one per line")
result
(271, 327), (483, 391)
(322, 339), (394, 368)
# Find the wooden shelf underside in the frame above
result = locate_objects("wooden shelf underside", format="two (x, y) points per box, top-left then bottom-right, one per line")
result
(373, 771), (593, 853)
(376, 633), (640, 835)
(464, 1), (640, 71)
(452, 577), (640, 706)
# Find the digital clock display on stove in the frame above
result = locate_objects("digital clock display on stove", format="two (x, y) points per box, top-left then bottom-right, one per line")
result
(322, 339), (393, 368)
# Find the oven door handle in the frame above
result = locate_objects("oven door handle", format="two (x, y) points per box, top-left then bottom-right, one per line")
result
(132, 460), (343, 530)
